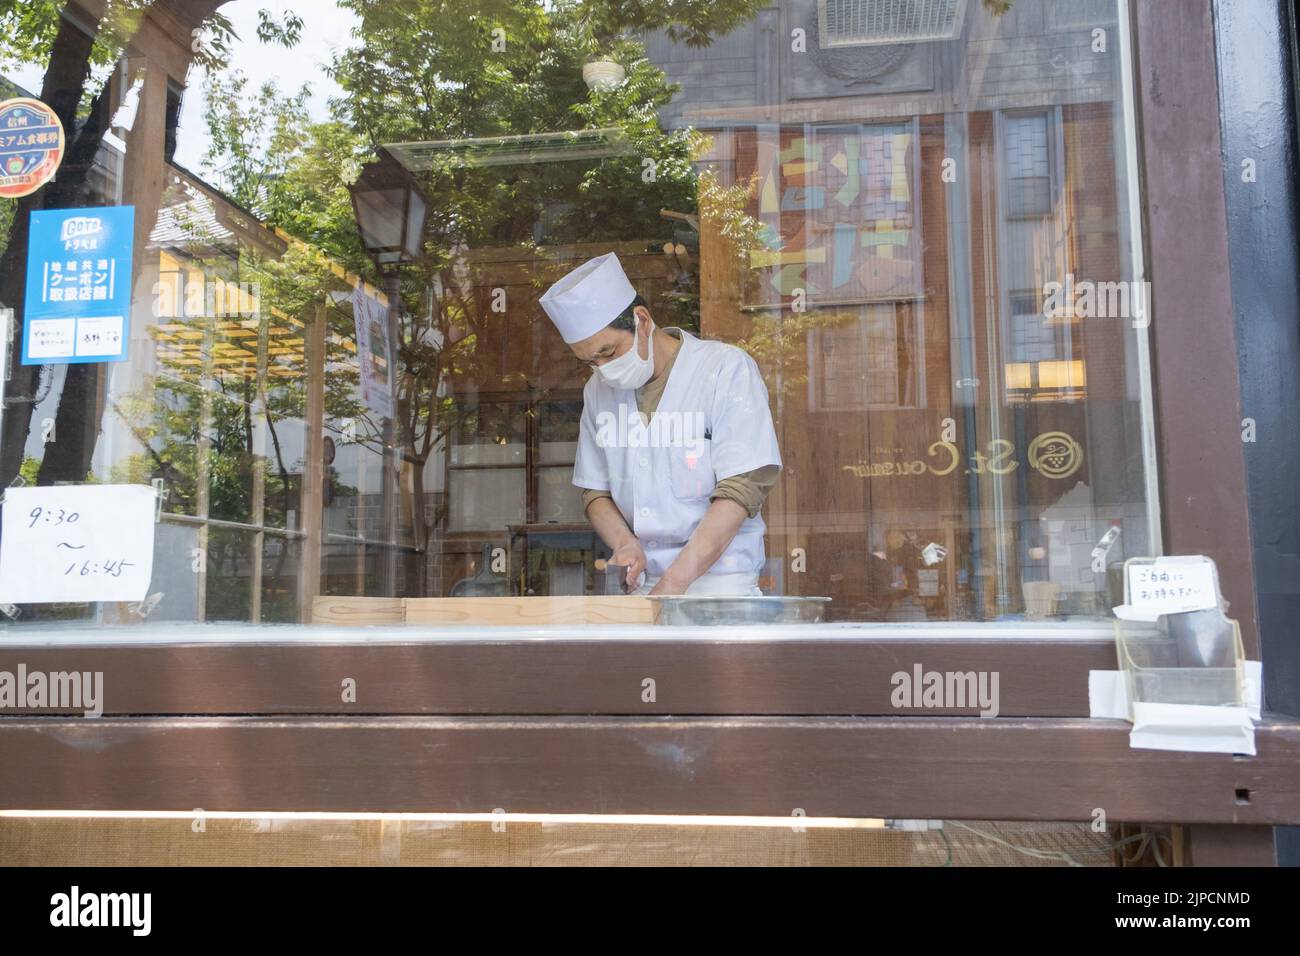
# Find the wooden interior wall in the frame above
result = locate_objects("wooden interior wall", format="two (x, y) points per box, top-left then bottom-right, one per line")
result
(694, 101), (1132, 620)
(699, 120), (962, 619)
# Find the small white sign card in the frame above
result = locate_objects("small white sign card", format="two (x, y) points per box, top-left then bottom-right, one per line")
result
(1113, 555), (1219, 622)
(0, 484), (156, 604)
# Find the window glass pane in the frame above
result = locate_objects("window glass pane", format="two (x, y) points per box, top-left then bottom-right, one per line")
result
(537, 465), (585, 524)
(0, 0), (1152, 630)
(448, 468), (525, 532)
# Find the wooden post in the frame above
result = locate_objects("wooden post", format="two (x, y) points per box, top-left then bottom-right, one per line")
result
(249, 309), (268, 623)
(298, 303), (326, 622)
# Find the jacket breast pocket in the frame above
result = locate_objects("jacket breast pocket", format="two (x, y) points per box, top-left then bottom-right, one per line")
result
(668, 441), (714, 500)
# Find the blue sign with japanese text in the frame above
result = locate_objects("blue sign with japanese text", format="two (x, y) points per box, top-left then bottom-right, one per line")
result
(22, 205), (134, 364)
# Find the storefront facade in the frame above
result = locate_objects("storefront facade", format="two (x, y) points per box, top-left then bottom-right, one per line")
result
(0, 0), (1298, 865)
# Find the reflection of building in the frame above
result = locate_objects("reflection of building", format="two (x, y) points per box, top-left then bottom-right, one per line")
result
(137, 164), (313, 623)
(4, 0), (1151, 621)
(324, 0), (1147, 616)
(130, 161), (418, 623)
(643, 0), (1144, 619)
(352, 128), (700, 599)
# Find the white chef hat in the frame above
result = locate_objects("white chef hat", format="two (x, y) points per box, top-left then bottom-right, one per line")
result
(539, 252), (638, 344)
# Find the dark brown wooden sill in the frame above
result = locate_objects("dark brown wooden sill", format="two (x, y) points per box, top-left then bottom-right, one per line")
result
(1, 714), (1297, 824)
(1, 632), (1117, 716)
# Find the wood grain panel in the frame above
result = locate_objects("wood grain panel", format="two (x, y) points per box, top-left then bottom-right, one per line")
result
(2, 715), (1298, 823)
(310, 596), (405, 625)
(403, 596), (653, 626)
(0, 633), (1117, 715)
(1135, 0), (1259, 655)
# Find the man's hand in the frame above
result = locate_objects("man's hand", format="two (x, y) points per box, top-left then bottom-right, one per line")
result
(586, 497), (646, 592)
(609, 538), (648, 593)
(647, 570), (690, 596)
(652, 498), (748, 595)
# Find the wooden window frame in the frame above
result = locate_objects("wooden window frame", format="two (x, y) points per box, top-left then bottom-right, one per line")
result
(2, 2), (1298, 857)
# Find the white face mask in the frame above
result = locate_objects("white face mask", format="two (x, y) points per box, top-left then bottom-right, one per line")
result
(595, 319), (654, 390)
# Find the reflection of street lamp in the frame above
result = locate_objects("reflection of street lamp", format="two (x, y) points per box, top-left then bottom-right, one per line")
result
(348, 148), (430, 593)
(349, 147), (428, 267)
(582, 59), (625, 91)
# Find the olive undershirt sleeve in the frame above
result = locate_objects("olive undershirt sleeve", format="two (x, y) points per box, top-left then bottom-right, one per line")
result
(582, 487), (613, 513)
(583, 464), (779, 520)
(709, 464), (780, 519)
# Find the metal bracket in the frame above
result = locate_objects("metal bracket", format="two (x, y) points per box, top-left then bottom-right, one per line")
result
(886, 819), (945, 831)
(127, 592), (163, 620)
(1091, 525), (1122, 574)
(0, 307), (12, 385)
(0, 474), (26, 508)
(152, 477), (167, 521)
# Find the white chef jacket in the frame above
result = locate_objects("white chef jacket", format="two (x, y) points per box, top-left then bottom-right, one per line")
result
(572, 329), (782, 583)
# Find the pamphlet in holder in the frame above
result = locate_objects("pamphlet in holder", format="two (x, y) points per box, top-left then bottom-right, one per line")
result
(1113, 556), (1245, 717)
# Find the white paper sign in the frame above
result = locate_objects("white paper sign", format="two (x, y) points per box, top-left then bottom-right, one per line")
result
(351, 285), (394, 420)
(1116, 556), (1218, 621)
(0, 484), (156, 604)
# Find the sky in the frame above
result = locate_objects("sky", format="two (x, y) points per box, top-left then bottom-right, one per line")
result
(4, 0), (359, 176)
(173, 0), (358, 172)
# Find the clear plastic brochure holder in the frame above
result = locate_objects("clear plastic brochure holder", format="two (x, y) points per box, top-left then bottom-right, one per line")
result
(1113, 556), (1245, 717)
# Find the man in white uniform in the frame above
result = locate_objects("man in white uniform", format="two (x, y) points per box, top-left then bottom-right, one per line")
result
(539, 252), (782, 595)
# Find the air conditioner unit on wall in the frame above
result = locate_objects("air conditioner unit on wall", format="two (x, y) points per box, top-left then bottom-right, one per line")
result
(818, 0), (969, 47)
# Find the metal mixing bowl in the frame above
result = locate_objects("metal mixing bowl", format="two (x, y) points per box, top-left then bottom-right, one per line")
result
(649, 595), (831, 626)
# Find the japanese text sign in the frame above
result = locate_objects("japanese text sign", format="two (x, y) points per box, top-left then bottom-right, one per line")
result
(0, 97), (64, 198)
(1119, 556), (1219, 621)
(23, 206), (135, 364)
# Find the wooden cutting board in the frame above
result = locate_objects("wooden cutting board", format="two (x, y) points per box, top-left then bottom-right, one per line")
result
(313, 595), (653, 626)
